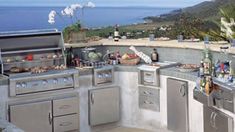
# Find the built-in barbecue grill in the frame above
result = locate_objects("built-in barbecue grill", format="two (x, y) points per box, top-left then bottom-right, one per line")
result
(0, 29), (79, 96)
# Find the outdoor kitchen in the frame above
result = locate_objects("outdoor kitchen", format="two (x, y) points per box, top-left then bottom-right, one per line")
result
(0, 29), (234, 132)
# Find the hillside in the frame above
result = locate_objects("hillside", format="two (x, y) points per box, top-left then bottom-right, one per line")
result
(145, 0), (235, 22)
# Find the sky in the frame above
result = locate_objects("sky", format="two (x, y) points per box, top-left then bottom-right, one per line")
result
(0, 0), (210, 8)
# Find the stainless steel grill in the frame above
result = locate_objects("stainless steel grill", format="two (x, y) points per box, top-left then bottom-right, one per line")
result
(0, 29), (79, 96)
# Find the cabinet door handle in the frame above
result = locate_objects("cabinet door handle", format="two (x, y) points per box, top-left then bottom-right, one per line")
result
(180, 84), (186, 97)
(91, 93), (94, 104)
(59, 122), (73, 127)
(224, 98), (233, 104)
(213, 113), (217, 129)
(210, 112), (214, 127)
(48, 112), (52, 125)
(144, 101), (153, 104)
(143, 91), (150, 95)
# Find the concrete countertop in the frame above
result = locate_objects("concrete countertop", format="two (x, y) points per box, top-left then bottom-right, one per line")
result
(213, 78), (235, 92)
(65, 39), (235, 54)
(0, 75), (8, 86)
(0, 119), (24, 132)
(114, 64), (198, 82)
(79, 64), (198, 82)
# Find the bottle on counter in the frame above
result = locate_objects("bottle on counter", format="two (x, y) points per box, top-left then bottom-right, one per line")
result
(200, 77), (206, 92)
(205, 76), (213, 95)
(121, 32), (127, 40)
(151, 48), (158, 62)
(203, 51), (212, 75)
(211, 65), (215, 77)
(196, 72), (201, 90)
(66, 47), (74, 67)
(115, 51), (121, 64)
(199, 60), (204, 76)
(114, 24), (119, 42)
(108, 32), (113, 40)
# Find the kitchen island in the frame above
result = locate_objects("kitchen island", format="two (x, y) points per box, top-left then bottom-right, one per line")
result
(1, 37), (235, 132)
(67, 39), (235, 132)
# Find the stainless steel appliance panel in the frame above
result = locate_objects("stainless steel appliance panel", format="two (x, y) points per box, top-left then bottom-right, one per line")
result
(167, 78), (188, 132)
(204, 106), (234, 132)
(139, 95), (159, 111)
(222, 89), (234, 113)
(139, 86), (159, 97)
(138, 69), (160, 87)
(0, 32), (63, 52)
(89, 86), (120, 126)
(139, 86), (160, 111)
(93, 66), (114, 86)
(53, 114), (79, 132)
(9, 69), (79, 96)
(204, 106), (216, 132)
(53, 97), (79, 116)
(10, 101), (52, 132)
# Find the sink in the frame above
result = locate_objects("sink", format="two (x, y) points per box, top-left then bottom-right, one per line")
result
(151, 61), (180, 68)
(138, 61), (179, 71)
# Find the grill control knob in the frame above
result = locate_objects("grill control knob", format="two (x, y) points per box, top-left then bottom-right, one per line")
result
(16, 83), (21, 88)
(63, 77), (68, 82)
(104, 73), (109, 78)
(21, 82), (27, 88)
(42, 80), (48, 85)
(98, 74), (103, 78)
(53, 79), (58, 84)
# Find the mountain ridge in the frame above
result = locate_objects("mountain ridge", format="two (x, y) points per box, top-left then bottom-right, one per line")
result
(145, 0), (235, 22)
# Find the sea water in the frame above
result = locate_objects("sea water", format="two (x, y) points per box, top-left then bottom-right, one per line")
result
(0, 6), (176, 32)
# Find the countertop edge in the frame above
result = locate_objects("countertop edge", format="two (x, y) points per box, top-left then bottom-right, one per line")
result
(65, 39), (235, 54)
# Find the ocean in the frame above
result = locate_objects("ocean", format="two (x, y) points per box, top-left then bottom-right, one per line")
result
(0, 6), (177, 32)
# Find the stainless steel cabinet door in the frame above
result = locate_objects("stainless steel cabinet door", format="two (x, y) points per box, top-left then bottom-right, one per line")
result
(10, 101), (52, 132)
(203, 106), (216, 132)
(214, 112), (230, 132)
(204, 106), (234, 132)
(89, 86), (120, 126)
(167, 78), (188, 132)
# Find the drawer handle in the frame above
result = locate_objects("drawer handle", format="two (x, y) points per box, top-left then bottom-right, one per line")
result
(59, 105), (71, 110)
(48, 112), (52, 125)
(224, 99), (233, 104)
(91, 93), (94, 104)
(213, 113), (217, 129)
(143, 91), (148, 95)
(59, 122), (73, 127)
(210, 112), (215, 127)
(144, 101), (153, 104)
(144, 80), (153, 84)
(143, 91), (152, 95)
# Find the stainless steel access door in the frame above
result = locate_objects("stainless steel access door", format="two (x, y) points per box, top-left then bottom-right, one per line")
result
(204, 106), (234, 132)
(167, 78), (188, 132)
(89, 86), (120, 126)
(10, 101), (52, 132)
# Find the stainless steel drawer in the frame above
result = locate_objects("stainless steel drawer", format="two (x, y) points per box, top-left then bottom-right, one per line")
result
(139, 86), (159, 97)
(53, 97), (79, 116)
(139, 94), (160, 111)
(138, 69), (160, 87)
(53, 114), (79, 132)
(222, 90), (234, 113)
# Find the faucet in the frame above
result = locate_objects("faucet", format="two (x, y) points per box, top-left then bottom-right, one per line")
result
(102, 50), (115, 61)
